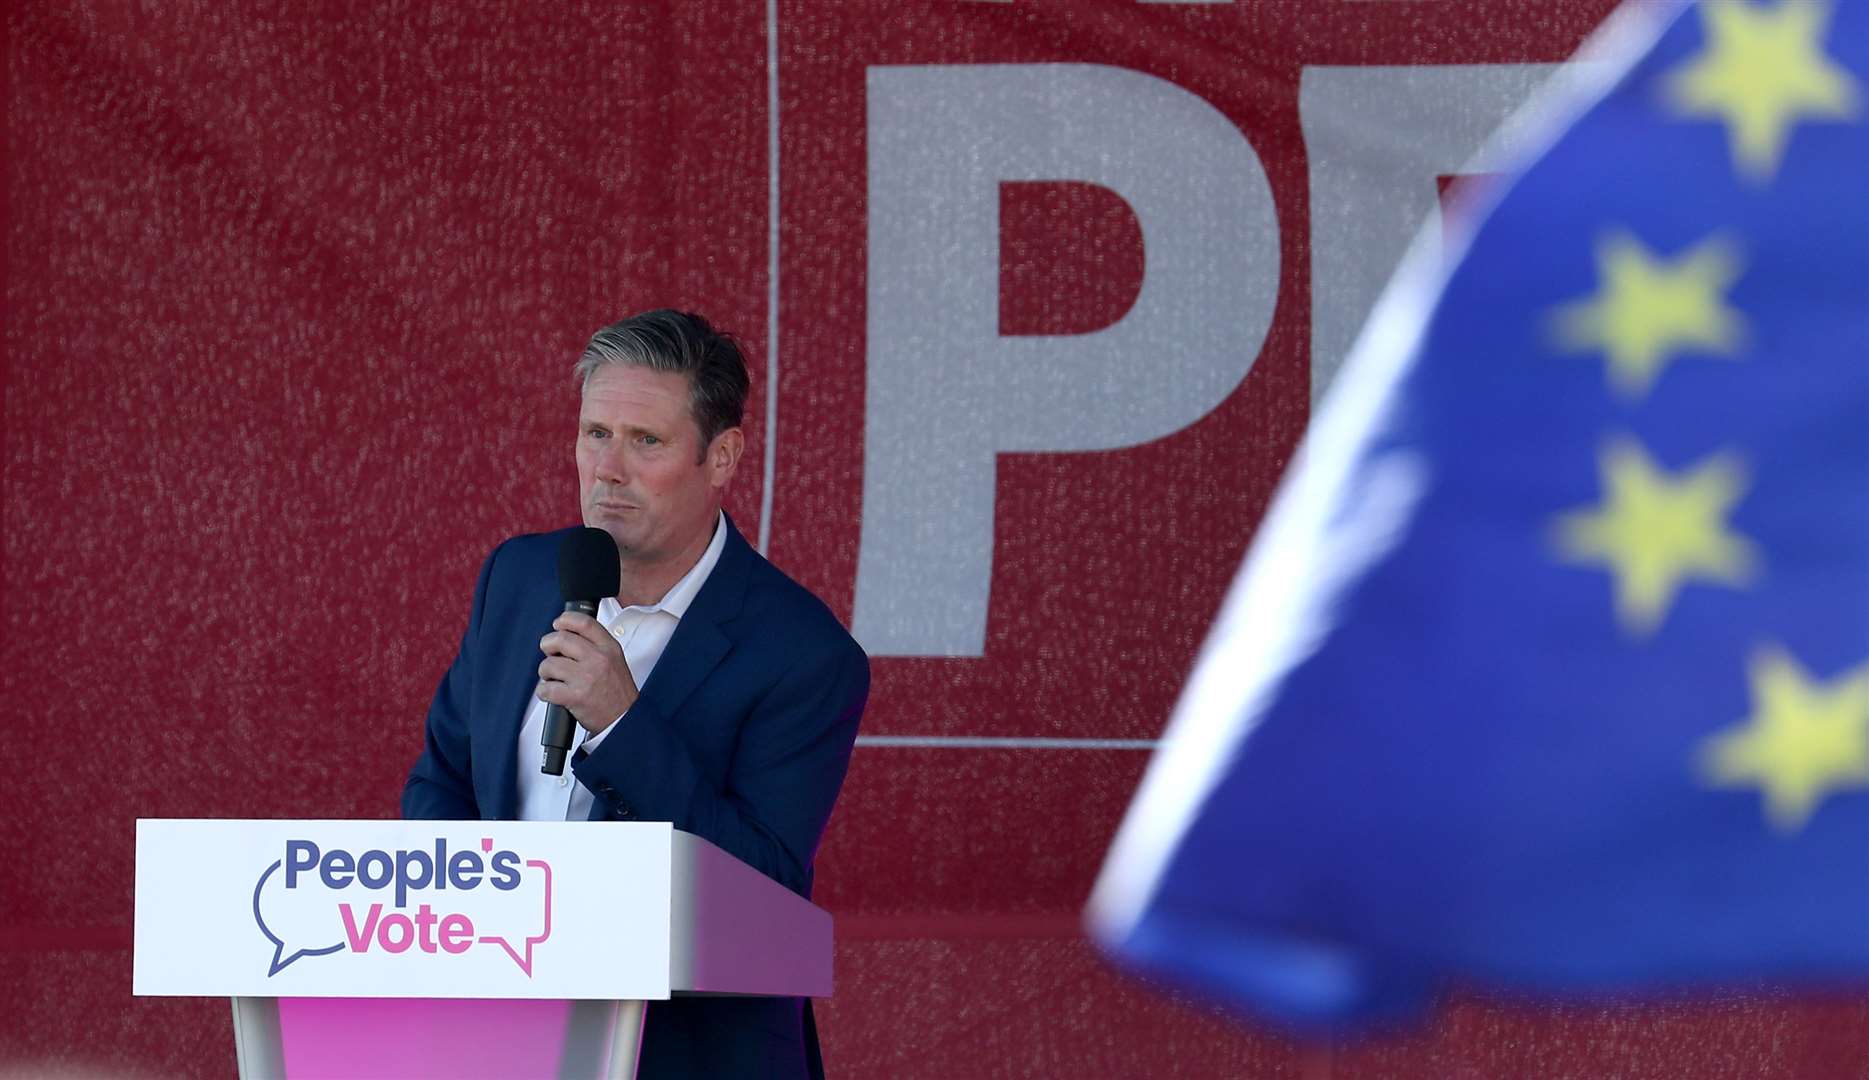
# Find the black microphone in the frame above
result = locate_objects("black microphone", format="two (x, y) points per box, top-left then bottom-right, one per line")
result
(542, 526), (621, 776)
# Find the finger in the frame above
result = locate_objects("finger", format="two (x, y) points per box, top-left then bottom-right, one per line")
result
(538, 657), (579, 686)
(552, 621), (622, 661)
(540, 629), (600, 662)
(537, 682), (593, 711)
(552, 612), (607, 638)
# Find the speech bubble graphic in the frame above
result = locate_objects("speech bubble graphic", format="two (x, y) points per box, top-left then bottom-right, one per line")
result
(249, 836), (554, 978)
(252, 859), (345, 976)
(476, 857), (553, 976)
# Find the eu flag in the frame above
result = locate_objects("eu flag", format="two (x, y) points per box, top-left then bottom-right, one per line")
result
(1090, 0), (1868, 1032)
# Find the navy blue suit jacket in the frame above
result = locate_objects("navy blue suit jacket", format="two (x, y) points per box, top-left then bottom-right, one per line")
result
(404, 515), (868, 1079)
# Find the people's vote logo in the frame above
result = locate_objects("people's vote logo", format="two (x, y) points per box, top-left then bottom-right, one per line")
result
(251, 836), (553, 977)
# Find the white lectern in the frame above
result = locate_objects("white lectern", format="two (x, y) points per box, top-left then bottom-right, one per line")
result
(133, 819), (832, 1078)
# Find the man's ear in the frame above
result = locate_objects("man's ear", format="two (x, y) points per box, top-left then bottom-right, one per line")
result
(707, 427), (745, 487)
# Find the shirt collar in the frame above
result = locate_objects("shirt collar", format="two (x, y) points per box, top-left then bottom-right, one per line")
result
(601, 510), (727, 620)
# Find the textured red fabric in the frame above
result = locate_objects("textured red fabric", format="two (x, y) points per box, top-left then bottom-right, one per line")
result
(5, 1), (1864, 1076)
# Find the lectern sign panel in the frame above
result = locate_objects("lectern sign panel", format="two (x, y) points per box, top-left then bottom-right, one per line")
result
(133, 819), (677, 1000)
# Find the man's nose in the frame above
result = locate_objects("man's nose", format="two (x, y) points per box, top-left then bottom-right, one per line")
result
(593, 440), (628, 483)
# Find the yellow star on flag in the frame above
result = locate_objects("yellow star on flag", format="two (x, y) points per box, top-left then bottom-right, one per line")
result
(1552, 438), (1757, 636)
(1550, 231), (1745, 399)
(1663, 0), (1863, 183)
(1700, 648), (1869, 832)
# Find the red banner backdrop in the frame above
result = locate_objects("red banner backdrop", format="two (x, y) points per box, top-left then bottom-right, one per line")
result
(6, 1), (1864, 1075)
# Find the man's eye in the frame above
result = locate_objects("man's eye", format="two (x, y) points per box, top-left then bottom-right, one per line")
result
(639, 434), (661, 446)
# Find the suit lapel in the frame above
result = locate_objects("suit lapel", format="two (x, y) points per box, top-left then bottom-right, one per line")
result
(636, 514), (752, 723)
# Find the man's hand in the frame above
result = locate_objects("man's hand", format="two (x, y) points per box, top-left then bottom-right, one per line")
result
(538, 612), (638, 735)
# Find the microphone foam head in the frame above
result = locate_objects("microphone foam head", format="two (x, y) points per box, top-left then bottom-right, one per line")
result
(558, 527), (621, 601)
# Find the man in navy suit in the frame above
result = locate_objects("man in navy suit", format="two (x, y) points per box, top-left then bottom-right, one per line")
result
(404, 310), (869, 1079)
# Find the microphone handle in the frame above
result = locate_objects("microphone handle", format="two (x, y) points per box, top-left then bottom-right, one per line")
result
(540, 598), (600, 776)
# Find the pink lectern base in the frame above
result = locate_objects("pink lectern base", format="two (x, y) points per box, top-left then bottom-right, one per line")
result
(283, 998), (569, 1077)
(232, 996), (646, 1079)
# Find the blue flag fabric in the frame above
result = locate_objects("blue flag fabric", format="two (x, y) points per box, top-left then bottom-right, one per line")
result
(1090, 0), (1868, 1033)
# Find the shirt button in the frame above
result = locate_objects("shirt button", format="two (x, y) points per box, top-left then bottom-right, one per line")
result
(557, 776), (569, 787)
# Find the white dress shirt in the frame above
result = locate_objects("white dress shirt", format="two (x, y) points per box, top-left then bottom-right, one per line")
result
(515, 512), (727, 822)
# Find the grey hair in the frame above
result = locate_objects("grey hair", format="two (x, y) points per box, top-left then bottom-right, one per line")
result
(574, 309), (750, 457)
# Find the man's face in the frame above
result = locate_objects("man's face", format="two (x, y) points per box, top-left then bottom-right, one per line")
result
(576, 364), (741, 573)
